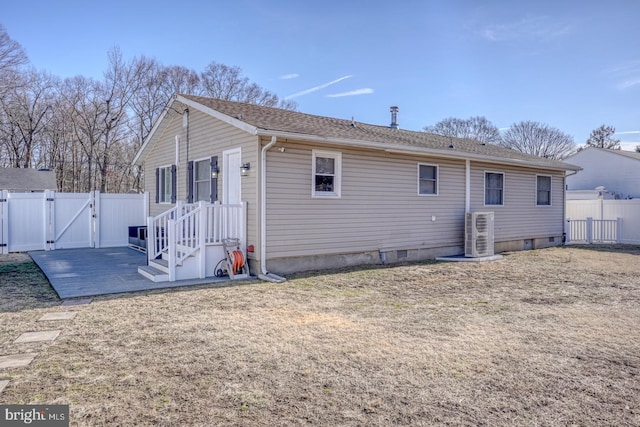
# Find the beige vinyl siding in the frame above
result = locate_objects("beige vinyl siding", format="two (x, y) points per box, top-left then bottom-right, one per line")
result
(143, 106), (259, 251)
(265, 141), (467, 259)
(469, 162), (565, 241)
(144, 111), (182, 217)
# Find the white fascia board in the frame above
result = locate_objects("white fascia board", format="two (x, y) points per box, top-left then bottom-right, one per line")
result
(256, 129), (580, 172)
(176, 95), (258, 135)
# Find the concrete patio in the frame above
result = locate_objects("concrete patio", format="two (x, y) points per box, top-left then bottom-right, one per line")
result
(29, 247), (232, 299)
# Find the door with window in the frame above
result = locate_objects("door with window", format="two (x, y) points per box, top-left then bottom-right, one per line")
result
(223, 148), (242, 205)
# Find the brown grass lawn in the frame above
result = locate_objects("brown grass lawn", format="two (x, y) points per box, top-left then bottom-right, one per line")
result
(1, 246), (639, 426)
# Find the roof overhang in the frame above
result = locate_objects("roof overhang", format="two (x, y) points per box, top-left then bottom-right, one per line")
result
(256, 129), (582, 172)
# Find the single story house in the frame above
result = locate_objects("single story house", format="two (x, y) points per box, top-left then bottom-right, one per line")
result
(565, 147), (640, 199)
(0, 168), (57, 192)
(132, 94), (581, 278)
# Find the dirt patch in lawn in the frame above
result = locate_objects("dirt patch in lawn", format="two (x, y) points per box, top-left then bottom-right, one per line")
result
(1, 245), (639, 426)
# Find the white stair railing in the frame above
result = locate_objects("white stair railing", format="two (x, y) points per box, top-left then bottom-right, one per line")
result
(146, 202), (199, 262)
(147, 201), (246, 281)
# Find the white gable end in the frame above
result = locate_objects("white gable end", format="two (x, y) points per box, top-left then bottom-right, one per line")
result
(566, 147), (640, 198)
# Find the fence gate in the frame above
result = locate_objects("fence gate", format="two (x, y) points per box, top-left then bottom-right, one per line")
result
(51, 191), (95, 250)
(0, 191), (147, 252)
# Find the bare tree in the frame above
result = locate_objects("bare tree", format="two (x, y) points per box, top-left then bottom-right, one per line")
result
(128, 59), (195, 148)
(199, 61), (296, 109)
(0, 69), (55, 167)
(97, 47), (142, 192)
(0, 24), (28, 94)
(164, 65), (201, 95)
(62, 75), (106, 191)
(585, 125), (620, 149)
(499, 121), (575, 160)
(0, 24), (298, 192)
(423, 116), (501, 144)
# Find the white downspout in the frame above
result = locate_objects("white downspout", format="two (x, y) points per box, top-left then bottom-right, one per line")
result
(259, 136), (286, 282)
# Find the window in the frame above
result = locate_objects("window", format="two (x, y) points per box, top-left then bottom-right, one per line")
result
(537, 175), (552, 206)
(418, 163), (438, 195)
(188, 156), (218, 203)
(312, 150), (341, 198)
(194, 159), (210, 202)
(156, 165), (176, 204)
(485, 172), (504, 206)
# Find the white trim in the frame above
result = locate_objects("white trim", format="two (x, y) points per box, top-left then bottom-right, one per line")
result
(175, 135), (180, 166)
(193, 156), (212, 202)
(158, 164), (173, 204)
(536, 174), (553, 207)
(465, 160), (471, 213)
(484, 170), (505, 207)
(312, 149), (342, 199)
(222, 147), (242, 204)
(417, 163), (439, 196)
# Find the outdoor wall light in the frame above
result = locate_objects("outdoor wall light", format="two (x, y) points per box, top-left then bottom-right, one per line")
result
(211, 165), (219, 179)
(240, 163), (251, 176)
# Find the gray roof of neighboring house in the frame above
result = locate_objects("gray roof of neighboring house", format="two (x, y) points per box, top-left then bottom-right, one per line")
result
(139, 94), (581, 171)
(0, 168), (57, 191)
(610, 148), (640, 161)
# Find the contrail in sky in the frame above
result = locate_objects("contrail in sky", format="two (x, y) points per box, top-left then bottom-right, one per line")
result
(285, 75), (352, 99)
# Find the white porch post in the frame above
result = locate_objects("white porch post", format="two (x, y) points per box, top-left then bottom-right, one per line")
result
(146, 216), (155, 263)
(586, 217), (593, 244)
(241, 201), (247, 250)
(616, 217), (622, 243)
(198, 201), (206, 278)
(0, 190), (8, 254)
(168, 219), (176, 281)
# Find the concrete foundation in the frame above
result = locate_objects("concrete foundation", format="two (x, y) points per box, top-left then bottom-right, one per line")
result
(494, 235), (563, 253)
(249, 236), (563, 277)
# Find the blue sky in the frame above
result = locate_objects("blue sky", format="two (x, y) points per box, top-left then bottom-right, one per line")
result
(3, 0), (640, 150)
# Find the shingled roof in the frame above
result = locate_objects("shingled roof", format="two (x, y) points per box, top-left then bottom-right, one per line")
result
(0, 168), (57, 191)
(152, 94), (581, 171)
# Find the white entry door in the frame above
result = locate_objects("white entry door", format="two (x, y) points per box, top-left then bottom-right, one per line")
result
(223, 148), (242, 204)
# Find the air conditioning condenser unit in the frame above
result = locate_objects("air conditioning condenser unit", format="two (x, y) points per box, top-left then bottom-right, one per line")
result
(465, 212), (495, 257)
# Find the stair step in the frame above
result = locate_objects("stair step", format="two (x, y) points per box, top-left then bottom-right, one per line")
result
(138, 265), (169, 282)
(149, 258), (169, 272)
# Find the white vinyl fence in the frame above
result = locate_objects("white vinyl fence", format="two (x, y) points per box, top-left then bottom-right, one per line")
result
(0, 190), (148, 253)
(566, 199), (640, 244)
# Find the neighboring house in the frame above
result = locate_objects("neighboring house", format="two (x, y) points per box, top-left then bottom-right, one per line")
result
(0, 168), (57, 192)
(133, 94), (581, 276)
(565, 147), (640, 199)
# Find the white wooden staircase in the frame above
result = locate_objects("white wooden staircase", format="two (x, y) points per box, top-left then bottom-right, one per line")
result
(138, 201), (247, 282)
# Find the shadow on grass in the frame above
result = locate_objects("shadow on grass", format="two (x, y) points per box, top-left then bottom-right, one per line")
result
(564, 243), (640, 255)
(0, 257), (60, 313)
